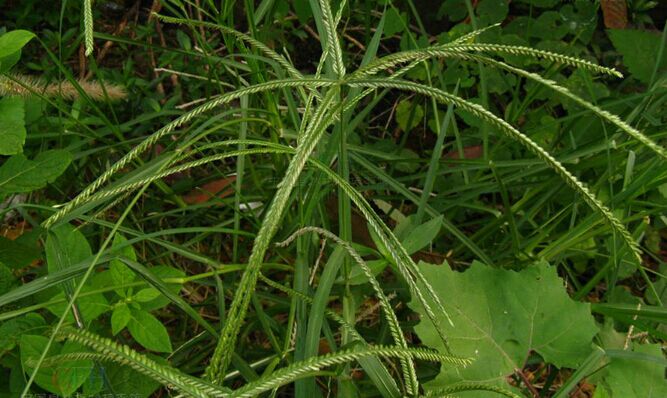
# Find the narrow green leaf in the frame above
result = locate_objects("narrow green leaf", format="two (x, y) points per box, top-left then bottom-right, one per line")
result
(601, 343), (667, 397)
(0, 253), (114, 309)
(303, 245), (346, 377)
(591, 303), (667, 324)
(553, 345), (605, 398)
(45, 223), (92, 301)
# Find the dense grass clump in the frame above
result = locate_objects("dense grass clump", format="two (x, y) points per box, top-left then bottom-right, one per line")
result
(0, 1), (666, 397)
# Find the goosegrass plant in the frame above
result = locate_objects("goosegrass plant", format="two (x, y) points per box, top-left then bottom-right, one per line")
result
(3, 0), (667, 397)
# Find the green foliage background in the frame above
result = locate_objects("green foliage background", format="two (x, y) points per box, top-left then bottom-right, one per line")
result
(0, 0), (666, 397)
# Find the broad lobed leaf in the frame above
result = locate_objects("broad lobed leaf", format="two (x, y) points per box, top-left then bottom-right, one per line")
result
(409, 260), (599, 394)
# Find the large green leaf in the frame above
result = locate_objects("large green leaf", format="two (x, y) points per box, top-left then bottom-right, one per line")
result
(0, 97), (26, 155)
(409, 261), (598, 394)
(45, 287), (109, 324)
(477, 0), (509, 26)
(597, 343), (667, 397)
(0, 150), (72, 194)
(127, 309), (172, 353)
(608, 29), (667, 84)
(20, 335), (93, 396)
(45, 224), (109, 323)
(0, 30), (34, 72)
(0, 253), (114, 308)
(46, 223), (92, 297)
(0, 30), (35, 58)
(0, 313), (45, 353)
(293, 0), (313, 23)
(383, 8), (406, 37)
(82, 360), (160, 398)
(46, 224), (92, 278)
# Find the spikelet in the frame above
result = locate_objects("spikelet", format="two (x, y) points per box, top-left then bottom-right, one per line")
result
(0, 73), (127, 101)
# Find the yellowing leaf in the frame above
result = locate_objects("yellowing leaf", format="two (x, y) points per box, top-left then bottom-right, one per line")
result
(601, 0), (627, 29)
(182, 176), (236, 205)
